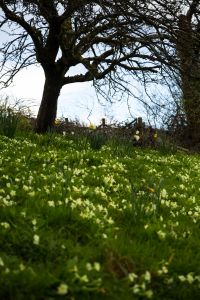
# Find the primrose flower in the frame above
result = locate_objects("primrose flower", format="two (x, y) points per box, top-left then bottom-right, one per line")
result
(10, 190), (16, 196)
(28, 191), (35, 197)
(0, 257), (4, 266)
(23, 185), (29, 191)
(178, 275), (186, 282)
(33, 234), (40, 245)
(89, 123), (96, 130)
(160, 189), (168, 199)
(147, 187), (155, 193)
(79, 274), (89, 283)
(102, 233), (108, 239)
(48, 201), (55, 207)
(158, 265), (168, 275)
(133, 134), (140, 141)
(54, 119), (61, 125)
(32, 219), (37, 226)
(1, 222), (10, 229)
(157, 230), (166, 240)
(145, 290), (153, 299)
(143, 271), (151, 282)
(132, 284), (140, 293)
(186, 273), (194, 284)
(94, 262), (101, 271)
(19, 263), (25, 271)
(153, 132), (158, 139)
(128, 272), (138, 282)
(57, 283), (69, 295)
(86, 262), (93, 271)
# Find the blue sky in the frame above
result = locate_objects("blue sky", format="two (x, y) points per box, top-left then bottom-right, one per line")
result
(1, 65), (145, 126)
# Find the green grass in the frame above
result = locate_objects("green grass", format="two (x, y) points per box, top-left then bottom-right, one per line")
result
(0, 132), (200, 299)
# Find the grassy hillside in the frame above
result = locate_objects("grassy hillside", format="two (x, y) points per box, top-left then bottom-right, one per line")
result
(0, 132), (200, 299)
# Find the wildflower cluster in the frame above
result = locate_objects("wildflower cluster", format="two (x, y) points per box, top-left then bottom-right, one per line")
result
(0, 134), (200, 299)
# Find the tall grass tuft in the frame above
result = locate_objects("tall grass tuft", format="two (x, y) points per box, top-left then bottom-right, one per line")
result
(0, 97), (33, 138)
(86, 130), (108, 150)
(0, 101), (19, 138)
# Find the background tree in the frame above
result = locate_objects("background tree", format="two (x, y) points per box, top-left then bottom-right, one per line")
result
(0, 0), (165, 133)
(139, 0), (200, 143)
(176, 1), (200, 143)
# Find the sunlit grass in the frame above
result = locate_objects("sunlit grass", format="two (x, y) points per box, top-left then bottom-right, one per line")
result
(0, 133), (200, 299)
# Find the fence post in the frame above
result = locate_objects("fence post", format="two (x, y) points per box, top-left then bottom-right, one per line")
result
(136, 117), (145, 133)
(102, 118), (106, 127)
(137, 117), (143, 128)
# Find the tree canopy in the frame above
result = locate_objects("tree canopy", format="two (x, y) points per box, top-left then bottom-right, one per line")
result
(0, 0), (166, 132)
(141, 0), (200, 142)
(1, 0), (200, 142)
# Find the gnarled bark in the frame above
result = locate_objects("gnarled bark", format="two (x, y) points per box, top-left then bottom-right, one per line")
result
(177, 15), (200, 142)
(35, 75), (62, 133)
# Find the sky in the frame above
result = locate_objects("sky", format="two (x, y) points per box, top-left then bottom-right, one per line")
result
(0, 6), (157, 127)
(1, 64), (145, 126)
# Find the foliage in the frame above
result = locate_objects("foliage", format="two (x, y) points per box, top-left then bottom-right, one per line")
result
(85, 130), (108, 150)
(0, 98), (33, 138)
(0, 101), (19, 138)
(0, 132), (200, 299)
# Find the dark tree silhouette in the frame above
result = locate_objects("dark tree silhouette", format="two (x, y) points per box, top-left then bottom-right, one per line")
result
(0, 0), (163, 133)
(139, 0), (200, 143)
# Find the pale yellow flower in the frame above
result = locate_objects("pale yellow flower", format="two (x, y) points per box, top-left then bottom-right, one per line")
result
(178, 275), (186, 282)
(79, 274), (89, 282)
(153, 133), (158, 139)
(1, 222), (10, 229)
(10, 190), (16, 196)
(147, 187), (155, 193)
(133, 134), (140, 141)
(89, 123), (96, 130)
(160, 189), (168, 199)
(23, 185), (29, 191)
(186, 273), (194, 284)
(128, 272), (138, 282)
(55, 119), (61, 125)
(32, 219), (37, 226)
(57, 283), (68, 295)
(94, 262), (101, 271)
(28, 191), (35, 197)
(145, 290), (153, 299)
(48, 201), (55, 207)
(0, 257), (4, 266)
(19, 263), (25, 271)
(143, 271), (151, 282)
(33, 234), (40, 245)
(157, 230), (166, 240)
(86, 262), (92, 271)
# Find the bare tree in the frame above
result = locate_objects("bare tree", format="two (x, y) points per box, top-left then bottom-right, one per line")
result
(137, 0), (200, 143)
(0, 0), (165, 133)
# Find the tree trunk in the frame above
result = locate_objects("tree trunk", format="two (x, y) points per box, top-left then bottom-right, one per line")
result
(35, 75), (62, 133)
(182, 70), (200, 142)
(177, 15), (200, 143)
